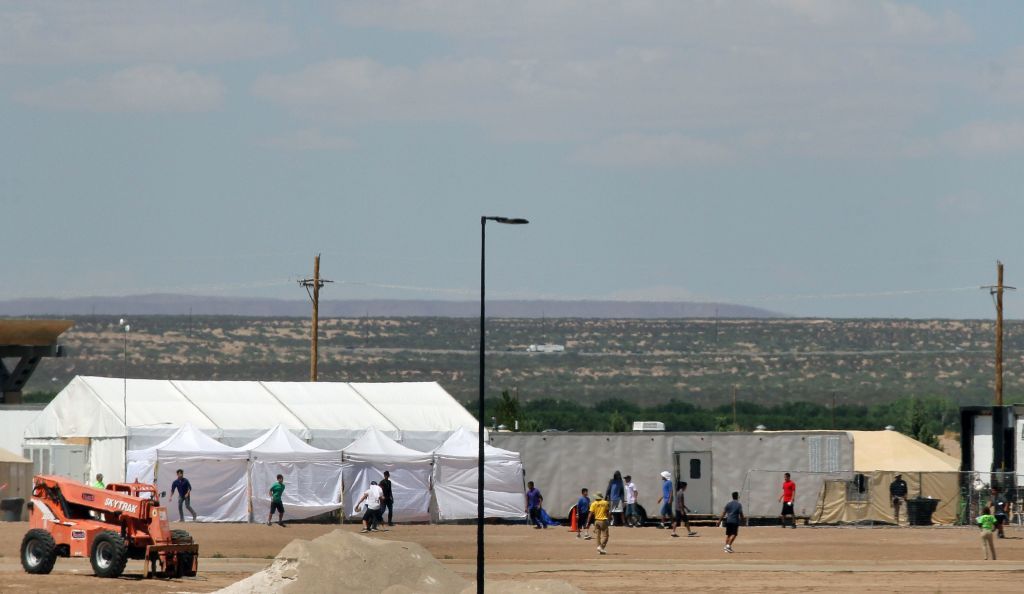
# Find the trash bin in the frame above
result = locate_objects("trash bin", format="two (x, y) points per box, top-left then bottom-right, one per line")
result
(905, 497), (939, 526)
(0, 498), (25, 521)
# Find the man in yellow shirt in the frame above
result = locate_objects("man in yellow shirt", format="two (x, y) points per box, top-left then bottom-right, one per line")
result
(587, 492), (611, 555)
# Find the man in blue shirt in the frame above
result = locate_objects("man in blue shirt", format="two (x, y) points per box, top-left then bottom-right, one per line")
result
(576, 487), (592, 540)
(526, 481), (545, 529)
(169, 468), (197, 522)
(657, 471), (673, 529)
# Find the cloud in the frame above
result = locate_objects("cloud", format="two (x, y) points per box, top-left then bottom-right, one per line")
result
(253, 2), (977, 159)
(0, 1), (291, 64)
(15, 65), (224, 112)
(907, 120), (1024, 157)
(337, 0), (971, 47)
(258, 129), (357, 151)
(572, 133), (733, 168)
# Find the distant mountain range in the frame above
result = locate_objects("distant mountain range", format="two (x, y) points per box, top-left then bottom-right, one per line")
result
(0, 294), (780, 318)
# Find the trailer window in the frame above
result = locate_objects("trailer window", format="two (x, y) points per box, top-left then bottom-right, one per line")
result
(689, 459), (701, 480)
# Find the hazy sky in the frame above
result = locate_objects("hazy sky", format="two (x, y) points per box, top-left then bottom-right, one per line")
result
(3, 1), (1024, 318)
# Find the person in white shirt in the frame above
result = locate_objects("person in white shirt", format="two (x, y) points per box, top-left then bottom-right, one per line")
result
(356, 480), (384, 533)
(624, 475), (639, 527)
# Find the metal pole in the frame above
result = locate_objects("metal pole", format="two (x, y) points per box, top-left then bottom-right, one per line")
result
(477, 217), (486, 594)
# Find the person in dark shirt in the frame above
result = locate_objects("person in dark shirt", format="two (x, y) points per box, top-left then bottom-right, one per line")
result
(526, 481), (545, 529)
(991, 487), (1009, 539)
(719, 491), (744, 553)
(890, 474), (908, 525)
(576, 487), (592, 540)
(169, 468), (197, 522)
(379, 471), (395, 527)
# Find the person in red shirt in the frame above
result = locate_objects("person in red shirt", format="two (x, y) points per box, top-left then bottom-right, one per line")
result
(779, 472), (797, 529)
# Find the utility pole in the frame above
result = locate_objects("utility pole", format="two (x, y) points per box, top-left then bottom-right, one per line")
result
(983, 261), (1015, 406)
(298, 254), (333, 381)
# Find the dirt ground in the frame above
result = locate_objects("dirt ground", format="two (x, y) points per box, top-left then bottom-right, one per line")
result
(2, 521), (1023, 592)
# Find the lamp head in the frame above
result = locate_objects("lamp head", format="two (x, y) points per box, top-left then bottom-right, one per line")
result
(124, 325), (131, 332)
(484, 216), (529, 225)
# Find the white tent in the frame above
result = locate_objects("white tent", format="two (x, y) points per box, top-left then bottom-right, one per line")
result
(241, 425), (344, 521)
(126, 423), (249, 522)
(432, 428), (526, 521)
(341, 428), (433, 522)
(23, 376), (478, 482)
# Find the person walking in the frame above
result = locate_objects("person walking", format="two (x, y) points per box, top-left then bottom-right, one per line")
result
(169, 469), (197, 522)
(526, 481), (545, 529)
(576, 487), (592, 540)
(92, 473), (105, 489)
(978, 506), (998, 560)
(656, 471), (673, 529)
(719, 491), (744, 553)
(672, 481), (697, 537)
(779, 472), (797, 528)
(890, 474), (908, 525)
(606, 471), (625, 526)
(267, 474), (286, 526)
(624, 475), (639, 527)
(356, 480), (384, 533)
(587, 492), (611, 554)
(380, 471), (395, 527)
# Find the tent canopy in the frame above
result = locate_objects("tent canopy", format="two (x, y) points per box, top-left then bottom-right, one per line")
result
(848, 430), (959, 472)
(128, 423), (247, 462)
(433, 427), (518, 460)
(25, 376), (477, 440)
(342, 427), (431, 463)
(242, 425), (340, 462)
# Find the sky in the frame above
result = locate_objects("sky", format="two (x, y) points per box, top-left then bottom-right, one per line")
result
(3, 0), (1024, 318)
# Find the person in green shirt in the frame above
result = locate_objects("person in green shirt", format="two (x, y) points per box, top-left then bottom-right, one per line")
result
(267, 475), (286, 527)
(977, 506), (997, 560)
(91, 473), (105, 489)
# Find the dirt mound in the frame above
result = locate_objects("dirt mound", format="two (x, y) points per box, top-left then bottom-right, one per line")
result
(213, 530), (580, 594)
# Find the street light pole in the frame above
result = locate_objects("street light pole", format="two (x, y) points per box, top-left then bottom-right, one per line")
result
(478, 216), (528, 594)
(120, 319), (130, 480)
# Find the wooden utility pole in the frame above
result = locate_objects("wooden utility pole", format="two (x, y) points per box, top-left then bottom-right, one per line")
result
(298, 255), (333, 381)
(996, 262), (1005, 406)
(984, 261), (1015, 406)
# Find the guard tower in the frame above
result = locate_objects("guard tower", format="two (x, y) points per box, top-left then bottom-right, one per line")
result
(0, 320), (73, 404)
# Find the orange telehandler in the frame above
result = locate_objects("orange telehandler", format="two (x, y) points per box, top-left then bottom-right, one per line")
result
(20, 474), (198, 578)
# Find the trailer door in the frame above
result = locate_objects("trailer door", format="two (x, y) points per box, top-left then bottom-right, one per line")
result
(674, 451), (712, 515)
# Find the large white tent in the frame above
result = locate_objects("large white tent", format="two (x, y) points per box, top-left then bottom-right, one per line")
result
(125, 423), (249, 522)
(23, 376), (478, 482)
(242, 425), (344, 521)
(341, 428), (433, 522)
(432, 428), (526, 521)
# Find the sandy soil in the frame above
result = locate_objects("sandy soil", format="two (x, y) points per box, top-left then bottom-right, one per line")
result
(2, 521), (1023, 592)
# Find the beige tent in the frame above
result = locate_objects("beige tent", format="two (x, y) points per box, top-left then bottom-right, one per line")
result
(813, 430), (960, 525)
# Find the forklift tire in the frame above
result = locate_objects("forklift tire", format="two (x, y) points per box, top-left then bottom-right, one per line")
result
(178, 551), (197, 577)
(90, 531), (129, 578)
(171, 530), (196, 577)
(21, 529), (58, 574)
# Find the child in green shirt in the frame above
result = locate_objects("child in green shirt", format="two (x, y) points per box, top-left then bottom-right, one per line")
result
(267, 475), (286, 527)
(977, 506), (997, 560)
